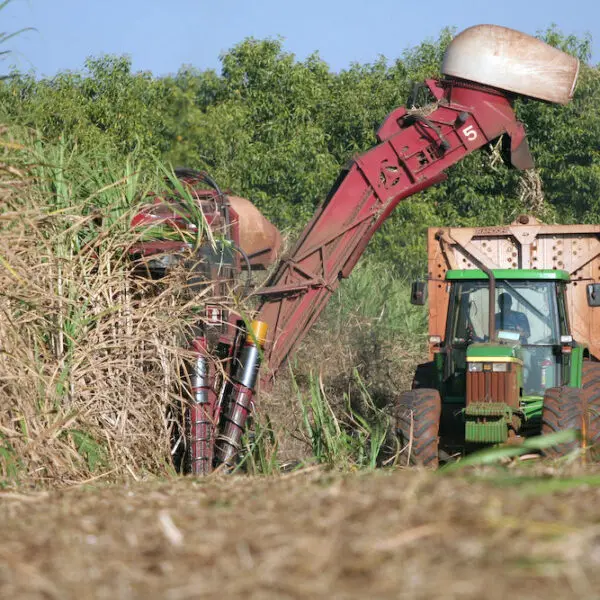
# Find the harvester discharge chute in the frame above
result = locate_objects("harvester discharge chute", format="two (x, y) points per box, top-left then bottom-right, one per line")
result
(130, 26), (580, 473)
(256, 25), (579, 380)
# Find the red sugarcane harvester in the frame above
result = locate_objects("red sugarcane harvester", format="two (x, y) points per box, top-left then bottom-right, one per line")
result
(130, 26), (583, 473)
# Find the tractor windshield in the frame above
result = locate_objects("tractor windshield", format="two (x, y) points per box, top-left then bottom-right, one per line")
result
(449, 280), (560, 345)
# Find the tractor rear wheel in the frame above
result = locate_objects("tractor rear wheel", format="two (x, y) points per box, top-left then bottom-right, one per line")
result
(393, 388), (441, 467)
(541, 362), (600, 460)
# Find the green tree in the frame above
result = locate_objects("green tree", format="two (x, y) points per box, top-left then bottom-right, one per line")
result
(1, 27), (599, 277)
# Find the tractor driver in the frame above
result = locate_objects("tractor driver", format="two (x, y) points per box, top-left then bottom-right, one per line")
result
(495, 292), (531, 342)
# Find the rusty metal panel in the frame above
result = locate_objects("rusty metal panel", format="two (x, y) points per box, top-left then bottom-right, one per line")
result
(427, 227), (450, 356)
(228, 196), (282, 268)
(428, 216), (600, 359)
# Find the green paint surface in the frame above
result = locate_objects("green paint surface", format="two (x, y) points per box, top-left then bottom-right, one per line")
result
(569, 346), (584, 388)
(445, 269), (570, 281)
(466, 343), (521, 361)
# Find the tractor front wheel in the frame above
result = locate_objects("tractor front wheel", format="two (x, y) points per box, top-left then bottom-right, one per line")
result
(541, 363), (600, 460)
(392, 388), (441, 467)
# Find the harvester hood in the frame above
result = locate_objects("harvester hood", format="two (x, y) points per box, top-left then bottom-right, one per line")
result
(442, 25), (580, 171)
(442, 24), (580, 105)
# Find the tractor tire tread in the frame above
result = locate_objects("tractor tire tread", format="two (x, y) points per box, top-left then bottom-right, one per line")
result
(393, 388), (441, 467)
(542, 362), (600, 459)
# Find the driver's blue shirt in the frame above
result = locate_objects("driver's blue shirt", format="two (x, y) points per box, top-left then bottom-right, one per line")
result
(495, 310), (531, 339)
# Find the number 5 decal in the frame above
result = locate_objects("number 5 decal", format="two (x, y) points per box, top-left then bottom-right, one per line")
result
(462, 125), (478, 142)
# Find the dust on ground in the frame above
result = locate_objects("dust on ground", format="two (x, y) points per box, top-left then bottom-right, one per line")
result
(1, 466), (599, 600)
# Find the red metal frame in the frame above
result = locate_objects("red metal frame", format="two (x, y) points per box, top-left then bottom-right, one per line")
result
(257, 79), (533, 380)
(130, 177), (243, 474)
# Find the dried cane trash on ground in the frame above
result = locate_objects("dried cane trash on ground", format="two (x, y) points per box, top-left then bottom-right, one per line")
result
(1, 467), (599, 600)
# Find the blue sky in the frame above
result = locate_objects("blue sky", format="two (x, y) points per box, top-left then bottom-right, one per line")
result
(2, 0), (599, 77)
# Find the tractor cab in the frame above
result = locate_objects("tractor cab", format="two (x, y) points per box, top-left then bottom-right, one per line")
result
(445, 269), (572, 397)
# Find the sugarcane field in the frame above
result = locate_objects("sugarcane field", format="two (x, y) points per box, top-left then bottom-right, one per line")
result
(1, 2), (600, 598)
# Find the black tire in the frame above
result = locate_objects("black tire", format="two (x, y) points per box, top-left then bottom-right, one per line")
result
(582, 362), (600, 460)
(541, 386), (585, 457)
(412, 361), (436, 390)
(541, 362), (600, 460)
(392, 388), (441, 467)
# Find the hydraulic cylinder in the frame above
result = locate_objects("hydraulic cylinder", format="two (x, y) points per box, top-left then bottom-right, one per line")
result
(215, 320), (268, 468)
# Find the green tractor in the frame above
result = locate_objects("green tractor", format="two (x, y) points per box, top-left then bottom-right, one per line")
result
(396, 218), (600, 466)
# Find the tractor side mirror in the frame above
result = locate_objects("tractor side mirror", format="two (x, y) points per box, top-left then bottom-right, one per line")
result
(587, 283), (600, 307)
(411, 280), (428, 305)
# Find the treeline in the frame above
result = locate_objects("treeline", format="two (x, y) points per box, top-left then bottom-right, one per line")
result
(1, 27), (598, 276)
